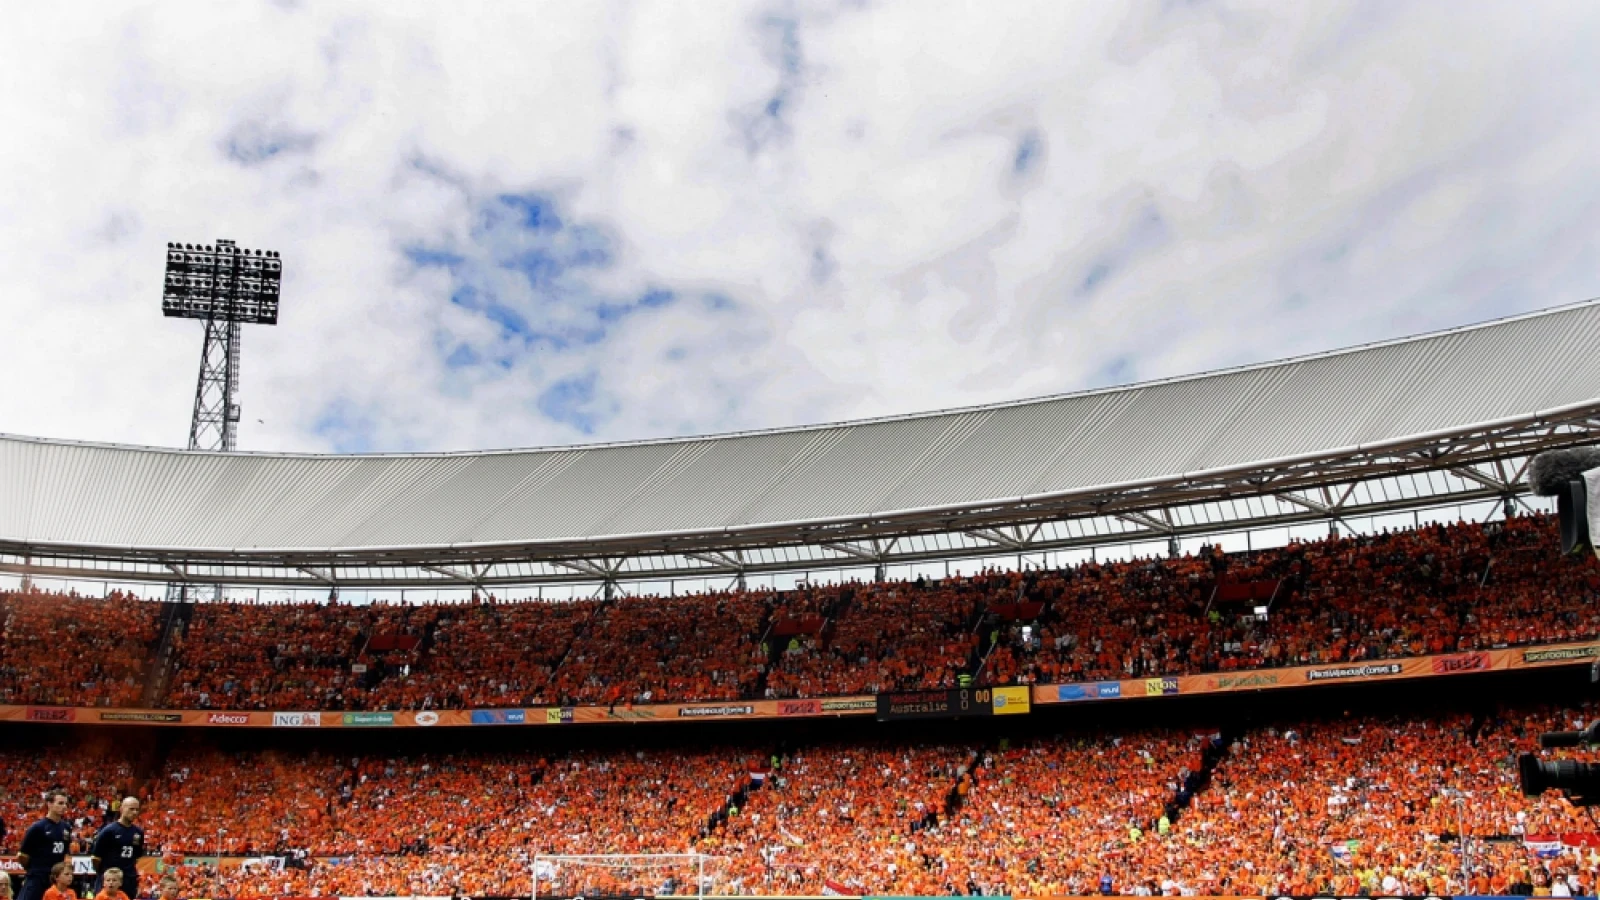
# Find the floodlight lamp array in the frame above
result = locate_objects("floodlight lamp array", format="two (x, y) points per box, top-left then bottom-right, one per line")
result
(161, 239), (281, 326)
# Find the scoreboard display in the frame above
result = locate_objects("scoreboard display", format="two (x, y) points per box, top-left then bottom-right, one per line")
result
(875, 686), (1031, 721)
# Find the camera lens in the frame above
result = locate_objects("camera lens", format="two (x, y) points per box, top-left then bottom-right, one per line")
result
(1521, 753), (1600, 805)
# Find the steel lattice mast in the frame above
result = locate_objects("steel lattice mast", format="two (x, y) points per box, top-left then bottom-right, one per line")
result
(162, 239), (282, 451)
(162, 240), (281, 601)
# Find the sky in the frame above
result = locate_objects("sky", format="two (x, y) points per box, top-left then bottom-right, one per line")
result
(1, 0), (1598, 455)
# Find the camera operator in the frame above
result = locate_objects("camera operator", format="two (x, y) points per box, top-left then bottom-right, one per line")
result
(1519, 447), (1600, 802)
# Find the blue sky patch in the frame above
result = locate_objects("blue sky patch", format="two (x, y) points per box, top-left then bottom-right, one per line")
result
(1014, 131), (1042, 174)
(536, 371), (608, 435)
(312, 400), (379, 454)
(407, 247), (465, 270)
(403, 190), (714, 435)
(1080, 261), (1114, 294)
(444, 343), (481, 369)
(495, 193), (563, 231)
(222, 123), (315, 165)
(1092, 355), (1136, 387)
(741, 16), (804, 154)
(1077, 203), (1171, 297)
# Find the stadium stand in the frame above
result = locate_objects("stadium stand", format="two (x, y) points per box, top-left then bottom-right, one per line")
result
(6, 699), (1600, 898)
(0, 591), (160, 708)
(164, 602), (439, 711)
(542, 592), (767, 706)
(0, 735), (138, 847)
(367, 599), (599, 709)
(764, 582), (981, 698)
(997, 511), (1600, 685)
(10, 511), (1598, 900)
(5, 512), (1600, 712)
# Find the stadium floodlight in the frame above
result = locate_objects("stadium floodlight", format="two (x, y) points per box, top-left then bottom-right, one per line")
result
(162, 239), (282, 452)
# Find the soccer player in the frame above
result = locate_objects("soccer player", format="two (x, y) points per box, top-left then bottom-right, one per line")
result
(91, 871), (127, 900)
(41, 864), (75, 900)
(89, 799), (143, 900)
(16, 792), (72, 900)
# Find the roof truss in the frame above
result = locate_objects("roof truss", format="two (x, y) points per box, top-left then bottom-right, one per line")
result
(3, 409), (1597, 589)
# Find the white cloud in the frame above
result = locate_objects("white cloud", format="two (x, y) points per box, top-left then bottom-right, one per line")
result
(1, 1), (1597, 453)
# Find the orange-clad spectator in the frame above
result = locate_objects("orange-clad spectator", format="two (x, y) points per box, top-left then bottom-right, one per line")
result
(166, 601), (439, 711)
(545, 592), (767, 705)
(372, 599), (599, 708)
(10, 512), (1600, 714)
(92, 869), (128, 900)
(42, 864), (76, 900)
(767, 581), (979, 698)
(0, 591), (160, 708)
(10, 696), (1600, 897)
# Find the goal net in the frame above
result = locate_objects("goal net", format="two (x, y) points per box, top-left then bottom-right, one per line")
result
(532, 853), (726, 900)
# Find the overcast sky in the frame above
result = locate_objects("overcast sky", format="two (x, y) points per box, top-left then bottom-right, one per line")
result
(1, 1), (1597, 455)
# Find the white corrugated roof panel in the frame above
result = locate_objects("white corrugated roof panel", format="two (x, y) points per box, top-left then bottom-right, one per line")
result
(3, 301), (1600, 555)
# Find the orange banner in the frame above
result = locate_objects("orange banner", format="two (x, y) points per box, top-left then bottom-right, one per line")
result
(1032, 641), (1600, 706)
(0, 695), (879, 729)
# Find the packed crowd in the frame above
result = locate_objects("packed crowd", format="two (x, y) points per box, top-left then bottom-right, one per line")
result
(0, 591), (160, 708)
(765, 583), (983, 698)
(3, 512), (1599, 713)
(1158, 709), (1594, 896)
(165, 603), (439, 711)
(543, 593), (768, 706)
(370, 600), (599, 709)
(7, 699), (1600, 898)
(716, 740), (977, 893)
(989, 511), (1600, 685)
(0, 734), (139, 849)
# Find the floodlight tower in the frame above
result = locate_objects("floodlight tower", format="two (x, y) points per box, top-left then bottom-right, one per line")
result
(162, 239), (282, 451)
(161, 240), (281, 605)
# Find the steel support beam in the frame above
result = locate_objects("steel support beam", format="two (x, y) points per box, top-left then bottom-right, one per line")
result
(3, 413), (1596, 590)
(548, 559), (614, 580)
(1445, 463), (1512, 493)
(296, 567), (336, 585)
(820, 541), (880, 562)
(964, 528), (1024, 550)
(1115, 509), (1174, 534)
(421, 565), (476, 584)
(684, 551), (745, 570)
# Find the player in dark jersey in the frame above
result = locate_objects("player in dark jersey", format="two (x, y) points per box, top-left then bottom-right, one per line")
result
(16, 791), (72, 900)
(89, 799), (143, 900)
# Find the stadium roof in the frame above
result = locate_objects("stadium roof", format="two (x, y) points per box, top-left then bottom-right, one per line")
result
(6, 301), (1600, 589)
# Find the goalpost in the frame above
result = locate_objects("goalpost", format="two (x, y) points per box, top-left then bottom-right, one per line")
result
(532, 853), (722, 900)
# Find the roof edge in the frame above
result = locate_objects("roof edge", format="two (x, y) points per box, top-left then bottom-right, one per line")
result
(10, 399), (1593, 560)
(4, 299), (1597, 461)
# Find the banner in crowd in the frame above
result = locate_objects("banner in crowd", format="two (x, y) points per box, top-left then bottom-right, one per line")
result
(1011, 890), (1260, 896)
(0, 856), (96, 876)
(867, 895), (1011, 900)
(876, 685), (1032, 721)
(1031, 640), (1600, 707)
(1018, 895), (1600, 900)
(0, 696), (880, 729)
(1017, 890), (1465, 896)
